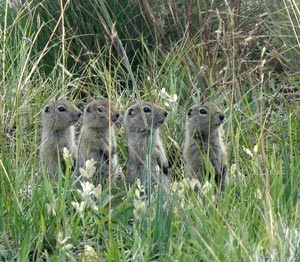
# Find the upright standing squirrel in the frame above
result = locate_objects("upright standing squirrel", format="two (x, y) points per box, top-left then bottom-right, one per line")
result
(183, 102), (227, 189)
(40, 98), (82, 176)
(124, 101), (169, 187)
(78, 99), (122, 184)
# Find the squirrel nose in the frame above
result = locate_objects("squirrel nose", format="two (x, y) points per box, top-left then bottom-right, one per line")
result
(163, 111), (168, 118)
(78, 112), (82, 118)
(112, 112), (120, 122)
(219, 114), (225, 122)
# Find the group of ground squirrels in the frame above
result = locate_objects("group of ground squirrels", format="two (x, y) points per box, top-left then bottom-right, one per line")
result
(40, 96), (227, 190)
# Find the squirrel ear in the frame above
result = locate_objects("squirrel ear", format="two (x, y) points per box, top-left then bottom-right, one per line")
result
(128, 108), (135, 118)
(44, 106), (50, 113)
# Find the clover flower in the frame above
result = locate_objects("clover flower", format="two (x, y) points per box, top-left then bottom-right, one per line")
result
(71, 201), (86, 219)
(63, 147), (74, 167)
(133, 179), (146, 221)
(57, 231), (73, 251)
(242, 146), (254, 159)
(45, 202), (57, 217)
(159, 88), (178, 108)
(79, 159), (96, 179)
(81, 245), (99, 261)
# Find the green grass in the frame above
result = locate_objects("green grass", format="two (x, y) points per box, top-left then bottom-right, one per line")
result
(1, 0), (300, 261)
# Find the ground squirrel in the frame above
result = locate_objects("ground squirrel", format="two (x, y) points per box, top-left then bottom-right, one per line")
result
(78, 99), (122, 184)
(183, 102), (227, 189)
(124, 101), (169, 186)
(40, 98), (82, 176)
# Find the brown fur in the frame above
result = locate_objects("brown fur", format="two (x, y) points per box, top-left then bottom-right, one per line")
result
(40, 98), (81, 176)
(78, 99), (122, 184)
(124, 101), (169, 187)
(183, 102), (227, 189)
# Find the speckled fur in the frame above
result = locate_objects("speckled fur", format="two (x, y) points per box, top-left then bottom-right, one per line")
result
(78, 99), (122, 184)
(40, 98), (81, 177)
(124, 101), (169, 186)
(183, 102), (227, 188)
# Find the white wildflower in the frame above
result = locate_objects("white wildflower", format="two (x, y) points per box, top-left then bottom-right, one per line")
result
(63, 147), (72, 162)
(172, 94), (178, 103)
(87, 199), (99, 212)
(79, 159), (96, 179)
(233, 103), (240, 111)
(62, 243), (73, 251)
(229, 164), (244, 181)
(57, 231), (73, 251)
(133, 178), (147, 221)
(91, 184), (102, 199)
(57, 232), (69, 245)
(202, 181), (216, 203)
(136, 178), (142, 191)
(171, 179), (203, 211)
(253, 144), (258, 154)
(202, 181), (213, 194)
(242, 146), (254, 158)
(133, 198), (147, 221)
(164, 101), (170, 107)
(75, 181), (100, 213)
(79, 181), (95, 200)
(202, 181), (213, 195)
(230, 163), (237, 174)
(159, 88), (169, 99)
(171, 180), (185, 199)
(159, 88), (178, 108)
(71, 201), (86, 218)
(82, 245), (99, 261)
(135, 188), (141, 199)
(186, 178), (201, 191)
(171, 180), (180, 192)
(135, 178), (144, 199)
(202, 181), (216, 204)
(45, 202), (57, 217)
(255, 188), (262, 200)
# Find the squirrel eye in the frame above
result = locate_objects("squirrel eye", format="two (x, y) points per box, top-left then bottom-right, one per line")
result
(97, 106), (104, 113)
(44, 106), (50, 113)
(199, 108), (207, 115)
(57, 106), (66, 112)
(143, 107), (151, 113)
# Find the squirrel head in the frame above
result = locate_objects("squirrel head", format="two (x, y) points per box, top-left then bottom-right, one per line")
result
(82, 99), (119, 130)
(124, 101), (168, 133)
(42, 98), (81, 132)
(186, 102), (225, 137)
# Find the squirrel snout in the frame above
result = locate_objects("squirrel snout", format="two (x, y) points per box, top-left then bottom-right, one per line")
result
(219, 114), (225, 122)
(163, 111), (168, 118)
(112, 112), (120, 122)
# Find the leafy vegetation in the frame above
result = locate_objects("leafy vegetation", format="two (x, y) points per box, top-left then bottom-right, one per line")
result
(1, 0), (300, 260)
